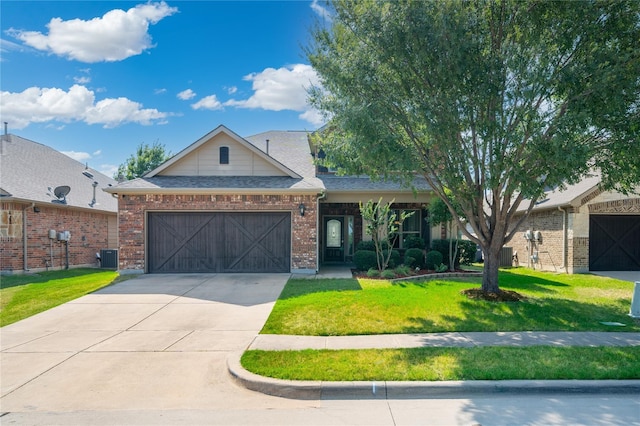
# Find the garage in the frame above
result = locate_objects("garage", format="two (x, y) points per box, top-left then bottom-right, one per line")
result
(148, 212), (291, 273)
(589, 215), (640, 271)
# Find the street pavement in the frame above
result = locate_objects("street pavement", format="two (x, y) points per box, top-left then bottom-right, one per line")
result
(1, 271), (639, 425)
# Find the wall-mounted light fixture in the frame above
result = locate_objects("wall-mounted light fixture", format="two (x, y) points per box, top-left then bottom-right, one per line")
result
(33, 206), (40, 213)
(298, 203), (306, 216)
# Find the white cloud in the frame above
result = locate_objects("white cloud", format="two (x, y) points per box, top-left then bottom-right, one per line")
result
(0, 84), (169, 129)
(224, 64), (323, 125)
(191, 94), (223, 110)
(226, 86), (237, 95)
(92, 149), (102, 156)
(177, 88), (196, 100)
(154, 88), (167, 95)
(8, 2), (177, 63)
(99, 164), (119, 178)
(310, 0), (333, 22)
(299, 109), (325, 126)
(62, 150), (92, 162)
(74, 75), (91, 84)
(84, 97), (167, 128)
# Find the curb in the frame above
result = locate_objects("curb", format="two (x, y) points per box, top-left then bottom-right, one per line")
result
(227, 352), (640, 400)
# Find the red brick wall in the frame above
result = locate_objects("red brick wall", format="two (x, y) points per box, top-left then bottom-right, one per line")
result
(118, 193), (318, 272)
(0, 201), (114, 273)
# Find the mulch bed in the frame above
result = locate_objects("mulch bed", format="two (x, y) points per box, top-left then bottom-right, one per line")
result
(351, 269), (477, 279)
(461, 288), (527, 302)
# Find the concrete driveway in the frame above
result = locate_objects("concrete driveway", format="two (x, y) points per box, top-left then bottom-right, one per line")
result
(0, 273), (315, 413)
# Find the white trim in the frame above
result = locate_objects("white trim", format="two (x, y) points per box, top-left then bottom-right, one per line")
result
(145, 125), (301, 179)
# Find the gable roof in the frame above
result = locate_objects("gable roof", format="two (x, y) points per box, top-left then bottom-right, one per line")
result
(0, 134), (117, 213)
(145, 125), (301, 179)
(516, 174), (602, 212)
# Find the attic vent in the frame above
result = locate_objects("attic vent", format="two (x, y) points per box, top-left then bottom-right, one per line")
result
(220, 146), (229, 165)
(82, 170), (94, 179)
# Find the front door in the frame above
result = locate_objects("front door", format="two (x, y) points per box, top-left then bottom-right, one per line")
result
(324, 216), (344, 262)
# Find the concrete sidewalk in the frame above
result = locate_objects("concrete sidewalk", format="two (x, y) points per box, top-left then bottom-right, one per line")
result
(229, 331), (640, 399)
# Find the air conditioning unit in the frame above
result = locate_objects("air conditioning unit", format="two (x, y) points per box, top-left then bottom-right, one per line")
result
(100, 249), (118, 269)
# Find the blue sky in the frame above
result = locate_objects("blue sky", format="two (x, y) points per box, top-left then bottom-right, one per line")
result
(1, 1), (331, 177)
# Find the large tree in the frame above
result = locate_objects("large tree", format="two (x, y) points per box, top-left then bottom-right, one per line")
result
(116, 141), (171, 180)
(308, 0), (640, 294)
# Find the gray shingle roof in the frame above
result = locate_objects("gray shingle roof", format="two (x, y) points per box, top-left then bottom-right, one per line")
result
(516, 174), (601, 212)
(319, 175), (432, 192)
(244, 130), (315, 178)
(111, 175), (324, 192)
(0, 134), (117, 212)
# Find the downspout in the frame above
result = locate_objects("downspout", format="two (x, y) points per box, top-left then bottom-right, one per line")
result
(558, 206), (567, 273)
(23, 203), (34, 271)
(316, 191), (326, 273)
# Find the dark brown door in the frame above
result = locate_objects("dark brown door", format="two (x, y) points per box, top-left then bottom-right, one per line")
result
(148, 212), (290, 273)
(589, 215), (640, 271)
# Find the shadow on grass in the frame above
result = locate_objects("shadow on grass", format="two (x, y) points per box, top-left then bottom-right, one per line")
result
(403, 296), (640, 333)
(279, 278), (362, 300)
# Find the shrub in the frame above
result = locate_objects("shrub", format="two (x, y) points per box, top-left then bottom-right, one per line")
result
(403, 236), (426, 249)
(404, 248), (425, 269)
(366, 268), (380, 277)
(356, 240), (390, 252)
(457, 240), (477, 265)
(436, 263), (449, 273)
(394, 265), (412, 276)
(382, 249), (401, 268)
(354, 250), (377, 271)
(381, 269), (397, 279)
(430, 239), (461, 269)
(425, 250), (444, 270)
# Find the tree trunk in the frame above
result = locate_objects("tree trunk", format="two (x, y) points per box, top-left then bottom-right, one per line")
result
(481, 244), (501, 293)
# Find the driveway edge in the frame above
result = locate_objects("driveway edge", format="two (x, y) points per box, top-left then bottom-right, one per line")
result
(227, 352), (640, 400)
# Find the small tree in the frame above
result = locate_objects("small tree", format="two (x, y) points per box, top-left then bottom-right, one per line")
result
(429, 192), (464, 272)
(360, 198), (413, 271)
(115, 141), (171, 180)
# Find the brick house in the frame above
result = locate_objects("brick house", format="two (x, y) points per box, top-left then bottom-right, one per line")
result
(509, 175), (640, 273)
(105, 125), (433, 274)
(0, 134), (118, 273)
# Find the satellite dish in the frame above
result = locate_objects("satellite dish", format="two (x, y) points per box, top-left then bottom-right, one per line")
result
(53, 185), (70, 204)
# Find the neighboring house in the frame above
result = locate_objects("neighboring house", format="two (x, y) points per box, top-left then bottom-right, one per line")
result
(510, 175), (640, 273)
(105, 125), (433, 274)
(0, 134), (118, 273)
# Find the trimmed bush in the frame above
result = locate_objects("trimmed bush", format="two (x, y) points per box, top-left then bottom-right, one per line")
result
(354, 250), (377, 271)
(403, 236), (426, 249)
(404, 248), (425, 269)
(383, 249), (401, 268)
(425, 250), (444, 270)
(431, 239), (476, 267)
(381, 269), (397, 279)
(394, 265), (412, 276)
(457, 240), (477, 265)
(366, 268), (380, 277)
(356, 240), (390, 251)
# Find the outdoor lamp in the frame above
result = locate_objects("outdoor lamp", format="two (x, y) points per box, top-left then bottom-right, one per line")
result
(299, 203), (305, 216)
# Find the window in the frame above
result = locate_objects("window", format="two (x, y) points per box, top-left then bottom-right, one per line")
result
(393, 209), (421, 249)
(219, 146), (229, 164)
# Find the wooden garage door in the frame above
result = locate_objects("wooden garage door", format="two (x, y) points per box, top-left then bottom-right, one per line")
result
(148, 212), (291, 273)
(589, 215), (640, 271)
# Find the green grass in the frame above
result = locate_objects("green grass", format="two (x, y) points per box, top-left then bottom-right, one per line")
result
(0, 268), (120, 327)
(242, 346), (640, 381)
(262, 268), (640, 335)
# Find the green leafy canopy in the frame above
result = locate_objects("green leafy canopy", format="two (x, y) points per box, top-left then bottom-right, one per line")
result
(308, 0), (640, 292)
(115, 141), (171, 180)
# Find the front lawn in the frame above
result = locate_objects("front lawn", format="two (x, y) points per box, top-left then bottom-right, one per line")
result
(262, 268), (640, 335)
(242, 346), (640, 381)
(0, 268), (120, 327)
